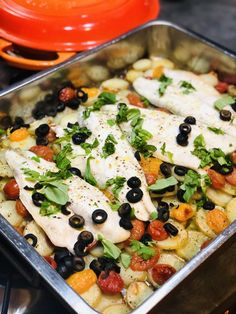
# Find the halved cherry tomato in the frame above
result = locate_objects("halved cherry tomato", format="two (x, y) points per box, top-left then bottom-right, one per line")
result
(9, 128), (29, 142)
(171, 204), (194, 222)
(29, 145), (54, 162)
(44, 256), (57, 269)
(145, 173), (157, 185)
(130, 248), (160, 271)
(58, 86), (76, 103)
(207, 169), (225, 189)
(215, 81), (228, 93)
(67, 269), (97, 294)
(127, 93), (146, 108)
(86, 240), (98, 251)
(15, 200), (29, 218)
(98, 271), (124, 295)
(129, 219), (145, 241)
(3, 179), (19, 199)
(151, 264), (176, 285)
(46, 129), (56, 143)
(206, 209), (229, 234)
(147, 220), (169, 241)
(225, 168), (236, 186)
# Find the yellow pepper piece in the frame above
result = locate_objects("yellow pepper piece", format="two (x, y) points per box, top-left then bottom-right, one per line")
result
(171, 204), (194, 222)
(67, 269), (97, 294)
(9, 128), (29, 142)
(82, 87), (99, 98)
(152, 66), (164, 79)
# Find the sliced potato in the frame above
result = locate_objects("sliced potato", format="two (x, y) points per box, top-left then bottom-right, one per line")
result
(102, 304), (131, 314)
(101, 78), (129, 92)
(89, 244), (104, 257)
(226, 197), (236, 223)
(158, 252), (185, 270)
(150, 56), (174, 69)
(221, 183), (236, 196)
(199, 72), (218, 86)
(176, 230), (209, 260)
(23, 220), (54, 256)
(195, 209), (216, 238)
(8, 136), (36, 151)
(119, 263), (147, 287)
(126, 70), (143, 83)
(206, 188), (232, 207)
(0, 200), (23, 226)
(81, 283), (102, 308)
(133, 59), (152, 71)
(126, 282), (153, 309)
(0, 150), (13, 177)
(154, 219), (188, 250)
(96, 293), (123, 312)
(86, 65), (110, 82)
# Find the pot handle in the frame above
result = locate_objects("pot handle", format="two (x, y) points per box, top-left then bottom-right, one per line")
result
(0, 38), (76, 70)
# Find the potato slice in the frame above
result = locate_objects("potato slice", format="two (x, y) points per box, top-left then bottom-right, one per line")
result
(126, 282), (153, 309)
(119, 263), (147, 287)
(154, 219), (188, 250)
(226, 197), (236, 223)
(133, 59), (152, 71)
(0, 200), (23, 227)
(176, 230), (209, 260)
(206, 188), (232, 207)
(102, 304), (131, 314)
(195, 209), (216, 238)
(81, 284), (102, 308)
(221, 183), (236, 196)
(101, 78), (129, 92)
(96, 293), (123, 312)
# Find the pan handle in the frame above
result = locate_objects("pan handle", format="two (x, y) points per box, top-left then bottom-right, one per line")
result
(0, 38), (76, 70)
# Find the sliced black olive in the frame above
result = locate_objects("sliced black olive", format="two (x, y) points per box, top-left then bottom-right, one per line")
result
(10, 125), (21, 133)
(158, 202), (169, 210)
(32, 108), (46, 120)
(118, 203), (132, 218)
(62, 255), (74, 272)
(34, 182), (43, 190)
(68, 167), (82, 178)
(67, 122), (75, 129)
(15, 117), (25, 126)
(211, 163), (233, 175)
(72, 133), (87, 145)
(119, 217), (133, 230)
(24, 185), (34, 191)
(203, 201), (215, 210)
(220, 109), (231, 121)
(127, 176), (141, 188)
(166, 185), (176, 192)
(32, 192), (45, 207)
(179, 123), (191, 135)
(56, 263), (72, 279)
(176, 133), (188, 146)
(0, 115), (12, 129)
(126, 188), (143, 203)
(61, 203), (71, 216)
(160, 162), (172, 177)
(77, 89), (88, 103)
(104, 261), (121, 273)
(73, 241), (88, 257)
(67, 98), (80, 110)
(164, 223), (179, 236)
(73, 256), (85, 272)
(134, 151), (141, 161)
(184, 116), (196, 125)
(54, 247), (70, 264)
(45, 106), (57, 117)
(56, 102), (66, 112)
(174, 165), (188, 176)
(177, 189), (186, 203)
(140, 233), (152, 245)
(69, 215), (85, 228)
(35, 124), (50, 137)
(231, 102), (236, 112)
(152, 187), (167, 195)
(78, 231), (94, 245)
(92, 209), (108, 224)
(24, 234), (37, 247)
(36, 137), (48, 146)
(89, 259), (103, 277)
(157, 207), (170, 222)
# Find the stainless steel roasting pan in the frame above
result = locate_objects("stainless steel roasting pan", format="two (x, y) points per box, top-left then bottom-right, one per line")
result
(0, 20), (236, 314)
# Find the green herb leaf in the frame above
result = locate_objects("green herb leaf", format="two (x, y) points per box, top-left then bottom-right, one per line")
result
(83, 92), (116, 119)
(160, 142), (174, 163)
(179, 80), (196, 95)
(120, 253), (131, 268)
(98, 234), (121, 260)
(140, 96), (150, 107)
(84, 157), (97, 186)
(130, 240), (155, 260)
(150, 211), (158, 220)
(158, 74), (173, 96)
(43, 181), (69, 205)
(105, 176), (126, 198)
(207, 127), (225, 135)
(148, 176), (178, 191)
(39, 201), (60, 216)
(56, 124), (91, 144)
(107, 119), (116, 126)
(0, 128), (5, 135)
(102, 134), (118, 158)
(109, 201), (121, 211)
(31, 156), (41, 163)
(214, 95), (235, 111)
(80, 138), (99, 155)
(53, 144), (72, 172)
(116, 103), (129, 124)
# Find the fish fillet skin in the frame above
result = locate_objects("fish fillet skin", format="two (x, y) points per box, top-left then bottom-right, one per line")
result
(5, 150), (130, 251)
(133, 69), (236, 137)
(101, 104), (236, 171)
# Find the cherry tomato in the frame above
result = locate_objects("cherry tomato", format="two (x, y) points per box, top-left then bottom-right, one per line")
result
(145, 173), (157, 185)
(15, 200), (29, 218)
(46, 129), (56, 143)
(44, 256), (57, 269)
(130, 248), (160, 271)
(30, 145), (54, 162)
(207, 169), (225, 189)
(215, 81), (228, 93)
(58, 86), (76, 103)
(97, 271), (124, 295)
(225, 168), (236, 186)
(147, 220), (169, 241)
(152, 264), (176, 285)
(206, 209), (229, 234)
(86, 240), (98, 251)
(127, 93), (146, 108)
(129, 219), (145, 241)
(3, 179), (19, 200)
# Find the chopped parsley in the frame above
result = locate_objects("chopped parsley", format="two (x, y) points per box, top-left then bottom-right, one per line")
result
(0, 128), (5, 135)
(109, 201), (121, 211)
(107, 119), (116, 126)
(84, 156), (97, 186)
(130, 240), (155, 260)
(40, 201), (60, 216)
(83, 92), (116, 119)
(31, 156), (40, 163)
(150, 211), (158, 220)
(56, 123), (91, 144)
(102, 134), (118, 158)
(105, 176), (126, 199)
(160, 142), (174, 163)
(80, 138), (99, 155)
(140, 96), (150, 107)
(116, 103), (129, 124)
(214, 95), (235, 111)
(158, 74), (173, 96)
(179, 81), (196, 94)
(207, 127), (225, 135)
(148, 176), (178, 192)
(98, 234), (121, 260)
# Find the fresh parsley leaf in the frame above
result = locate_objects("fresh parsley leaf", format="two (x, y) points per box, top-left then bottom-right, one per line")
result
(140, 96), (150, 107)
(148, 176), (178, 191)
(214, 95), (235, 111)
(98, 234), (121, 259)
(83, 92), (116, 119)
(120, 253), (131, 268)
(150, 211), (158, 220)
(80, 138), (99, 155)
(179, 80), (196, 94)
(116, 103), (129, 124)
(105, 176), (126, 199)
(160, 142), (174, 163)
(43, 181), (69, 205)
(0, 128), (5, 135)
(130, 240), (155, 260)
(207, 127), (225, 135)
(109, 201), (121, 211)
(102, 134), (117, 158)
(31, 156), (40, 163)
(158, 74), (173, 96)
(56, 124), (91, 144)
(40, 201), (60, 216)
(84, 157), (97, 186)
(107, 119), (116, 126)
(54, 143), (72, 171)
(160, 142), (166, 155)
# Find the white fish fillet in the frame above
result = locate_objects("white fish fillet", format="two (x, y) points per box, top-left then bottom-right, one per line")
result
(5, 150), (130, 251)
(133, 69), (236, 137)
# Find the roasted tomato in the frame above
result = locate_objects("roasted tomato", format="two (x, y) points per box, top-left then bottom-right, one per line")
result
(98, 271), (124, 295)
(30, 145), (54, 162)
(44, 256), (57, 269)
(215, 81), (228, 93)
(58, 86), (76, 103)
(206, 209), (229, 234)
(147, 220), (169, 241)
(15, 200), (29, 218)
(127, 93), (146, 108)
(207, 169), (225, 189)
(225, 168), (236, 186)
(151, 264), (176, 285)
(129, 219), (145, 241)
(145, 173), (157, 185)
(46, 129), (57, 143)
(3, 179), (19, 200)
(130, 248), (160, 271)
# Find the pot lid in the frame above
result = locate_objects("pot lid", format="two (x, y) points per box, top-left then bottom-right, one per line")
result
(0, 0), (159, 51)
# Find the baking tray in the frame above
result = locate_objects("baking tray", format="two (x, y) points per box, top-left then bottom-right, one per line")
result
(0, 20), (236, 314)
